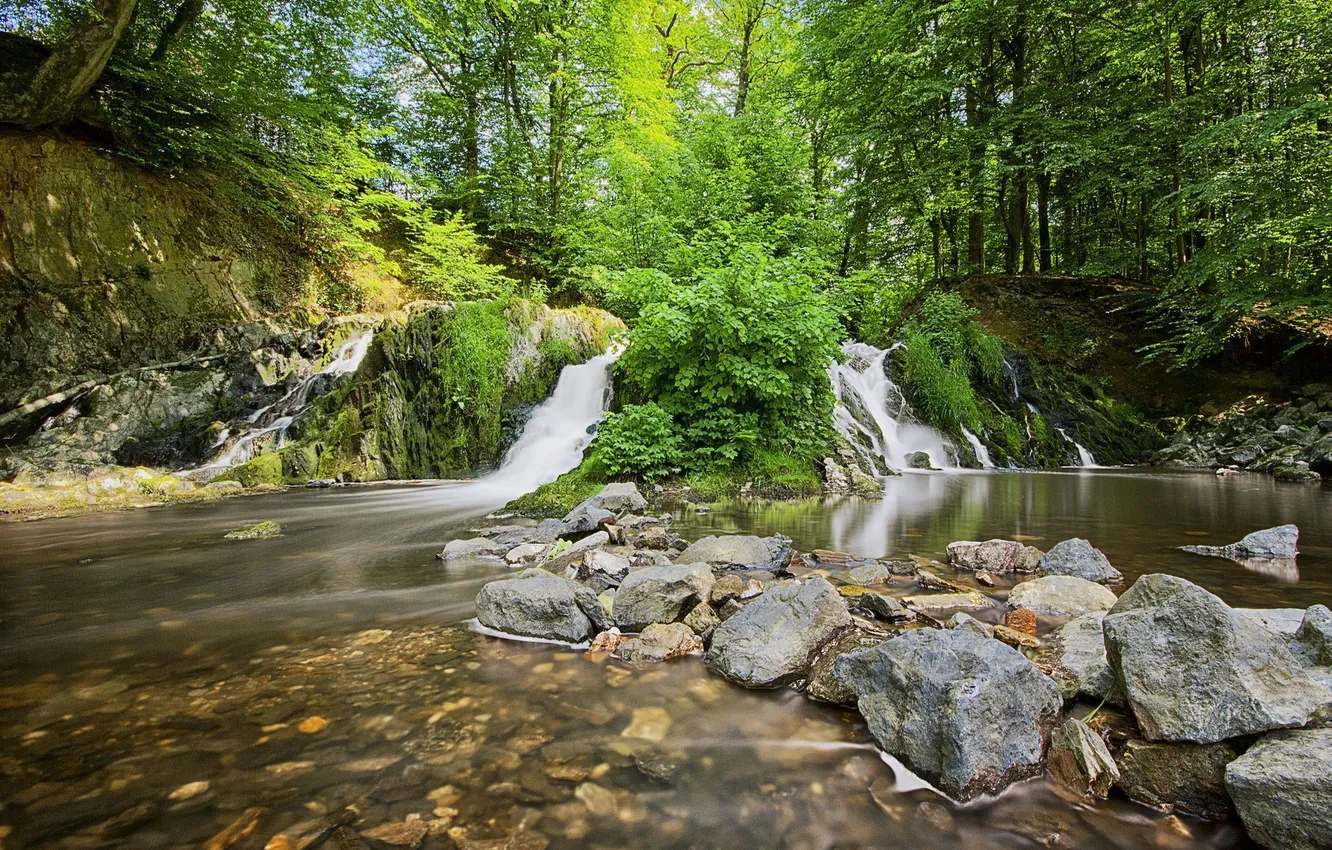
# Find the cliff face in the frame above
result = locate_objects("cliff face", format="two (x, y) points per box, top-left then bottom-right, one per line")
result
(0, 130), (316, 408)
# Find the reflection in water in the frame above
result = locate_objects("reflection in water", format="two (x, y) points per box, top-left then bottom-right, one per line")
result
(1235, 557), (1300, 582)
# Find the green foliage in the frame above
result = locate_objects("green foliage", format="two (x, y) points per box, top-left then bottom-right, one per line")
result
(586, 403), (684, 481)
(896, 333), (982, 433)
(395, 209), (511, 302)
(826, 270), (921, 347)
(503, 460), (607, 517)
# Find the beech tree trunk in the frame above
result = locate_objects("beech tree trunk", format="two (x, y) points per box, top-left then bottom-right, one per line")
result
(11, 0), (137, 128)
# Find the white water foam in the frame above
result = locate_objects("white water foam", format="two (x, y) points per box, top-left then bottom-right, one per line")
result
(1056, 428), (1099, 467)
(961, 427), (995, 468)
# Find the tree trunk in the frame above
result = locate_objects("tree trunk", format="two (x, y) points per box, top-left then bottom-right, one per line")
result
(150, 0), (203, 62)
(10, 0), (137, 128)
(1037, 169), (1051, 272)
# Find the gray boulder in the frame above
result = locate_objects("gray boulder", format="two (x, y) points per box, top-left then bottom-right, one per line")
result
(1226, 729), (1332, 850)
(1048, 718), (1119, 800)
(946, 539), (1042, 574)
(618, 622), (702, 665)
(569, 482), (648, 515)
(1296, 604), (1332, 666)
(947, 612), (995, 639)
(706, 577), (851, 688)
(1115, 739), (1236, 820)
(1037, 539), (1123, 585)
(1008, 576), (1118, 619)
(848, 561), (890, 585)
(475, 569), (607, 643)
(567, 549), (631, 584)
(675, 534), (793, 574)
(1237, 607), (1307, 638)
(857, 591), (914, 623)
(531, 518), (569, 543)
(806, 626), (887, 705)
(475, 524), (532, 548)
(1181, 524), (1299, 559)
(440, 537), (507, 561)
(1102, 574), (1330, 743)
(682, 603), (721, 641)
(833, 628), (1063, 800)
(613, 562), (715, 631)
(562, 504), (615, 535)
(1050, 612), (1115, 702)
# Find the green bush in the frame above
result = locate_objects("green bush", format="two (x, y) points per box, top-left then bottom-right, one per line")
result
(587, 403), (684, 480)
(896, 333), (982, 432)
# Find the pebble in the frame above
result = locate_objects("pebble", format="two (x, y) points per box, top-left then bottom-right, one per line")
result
(297, 716), (328, 733)
(621, 706), (672, 743)
(574, 782), (618, 816)
(168, 780), (210, 801)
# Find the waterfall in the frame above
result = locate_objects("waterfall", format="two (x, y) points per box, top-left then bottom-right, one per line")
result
(830, 342), (955, 473)
(1056, 428), (1099, 467)
(1001, 355), (1021, 401)
(202, 331), (374, 470)
(961, 427), (995, 468)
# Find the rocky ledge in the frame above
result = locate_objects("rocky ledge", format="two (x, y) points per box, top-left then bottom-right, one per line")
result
(464, 498), (1332, 844)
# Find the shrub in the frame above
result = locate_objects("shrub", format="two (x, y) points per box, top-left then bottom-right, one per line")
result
(587, 403), (684, 480)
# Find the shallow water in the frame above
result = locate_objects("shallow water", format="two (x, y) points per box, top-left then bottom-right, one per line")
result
(0, 469), (1326, 849)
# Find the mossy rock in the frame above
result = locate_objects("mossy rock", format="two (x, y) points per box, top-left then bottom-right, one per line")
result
(224, 520), (282, 540)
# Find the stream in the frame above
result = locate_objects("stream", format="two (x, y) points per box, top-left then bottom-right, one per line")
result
(2, 470), (1328, 849)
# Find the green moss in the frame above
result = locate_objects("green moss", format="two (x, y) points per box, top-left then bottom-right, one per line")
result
(504, 461), (608, 517)
(217, 452), (286, 487)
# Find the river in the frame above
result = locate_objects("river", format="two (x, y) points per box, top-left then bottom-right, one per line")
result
(0, 469), (1327, 849)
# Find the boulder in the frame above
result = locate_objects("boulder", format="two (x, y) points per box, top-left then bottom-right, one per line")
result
(833, 629), (1063, 800)
(635, 526), (670, 550)
(531, 518), (569, 544)
(1050, 612), (1115, 702)
(1237, 607), (1307, 638)
(1037, 539), (1123, 585)
(710, 574), (746, 605)
(901, 591), (994, 612)
(946, 612), (995, 639)
(440, 537), (507, 561)
(905, 451), (936, 469)
(618, 623), (703, 665)
(475, 524), (531, 548)
(562, 504), (615, 535)
(682, 603), (721, 641)
(1295, 604), (1332, 666)
(946, 539), (1042, 574)
(567, 548), (631, 584)
(613, 563), (715, 632)
(1115, 739), (1236, 820)
(1048, 718), (1119, 800)
(475, 569), (607, 643)
(505, 543), (550, 566)
(1226, 729), (1332, 850)
(1180, 524), (1299, 559)
(847, 562), (890, 585)
(805, 627), (888, 705)
(675, 534), (793, 574)
(573, 482), (648, 514)
(1102, 574), (1330, 743)
(1008, 576), (1118, 619)
(706, 577), (852, 688)
(857, 591), (914, 623)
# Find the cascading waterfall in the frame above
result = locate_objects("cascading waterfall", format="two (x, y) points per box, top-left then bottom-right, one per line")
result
(202, 331), (374, 470)
(1056, 428), (1099, 467)
(830, 342), (955, 473)
(961, 427), (995, 468)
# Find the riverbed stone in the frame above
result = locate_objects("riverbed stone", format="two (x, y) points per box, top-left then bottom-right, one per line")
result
(848, 561), (890, 585)
(568, 549), (631, 584)
(857, 591), (914, 623)
(682, 603), (721, 641)
(946, 539), (1042, 574)
(476, 569), (607, 643)
(1115, 739), (1236, 820)
(505, 543), (550, 566)
(833, 628), (1063, 800)
(1225, 729), (1332, 850)
(947, 612), (995, 639)
(1050, 612), (1115, 701)
(613, 563), (715, 631)
(440, 537), (506, 561)
(675, 534), (793, 574)
(573, 482), (648, 516)
(806, 626), (888, 705)
(1008, 576), (1118, 618)
(1181, 524), (1299, 559)
(1295, 604), (1332, 666)
(1102, 573), (1330, 743)
(1048, 718), (1118, 800)
(1037, 539), (1123, 585)
(902, 591), (994, 612)
(619, 623), (703, 665)
(706, 577), (852, 688)
(561, 505), (614, 535)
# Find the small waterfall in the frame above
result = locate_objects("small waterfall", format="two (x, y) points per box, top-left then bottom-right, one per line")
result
(1056, 428), (1099, 467)
(202, 331), (374, 470)
(830, 342), (955, 473)
(961, 427), (995, 468)
(1001, 355), (1022, 401)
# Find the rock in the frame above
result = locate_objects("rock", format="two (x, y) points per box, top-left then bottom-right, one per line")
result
(568, 549), (631, 584)
(475, 569), (607, 643)
(682, 603), (721, 641)
(706, 577), (852, 687)
(905, 451), (936, 469)
(833, 628), (1063, 800)
(1005, 607), (1037, 636)
(1048, 718), (1119, 800)
(476, 524), (531, 548)
(574, 782), (618, 817)
(675, 534), (793, 574)
(587, 630), (627, 654)
(168, 780), (211, 801)
(812, 549), (858, 568)
(806, 627), (888, 704)
(1295, 604), (1332, 666)
(848, 562), (890, 585)
(562, 505), (615, 535)
(613, 563), (715, 631)
(1102, 573), (1330, 743)
(993, 624), (1040, 649)
(570, 482), (648, 515)
(1181, 524), (1299, 559)
(901, 591), (994, 612)
(1237, 607), (1307, 637)
(1008, 576), (1118, 618)
(542, 531), (609, 574)
(635, 526), (670, 550)
(1037, 539), (1123, 585)
(917, 569), (967, 592)
(505, 543), (550, 566)
(440, 537), (506, 561)
(709, 574), (746, 605)
(1225, 729), (1332, 850)
(1050, 612), (1116, 701)
(621, 706), (672, 743)
(857, 591), (914, 623)
(946, 612), (994, 639)
(224, 520), (281, 540)
(361, 817), (429, 847)
(618, 623), (703, 664)
(1115, 739), (1236, 820)
(946, 539), (1042, 574)
(531, 519), (568, 544)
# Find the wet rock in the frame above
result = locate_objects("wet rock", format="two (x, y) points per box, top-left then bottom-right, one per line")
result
(710, 574), (746, 604)
(361, 816), (429, 847)
(1115, 739), (1236, 819)
(572, 482), (648, 515)
(567, 549), (630, 584)
(848, 562), (890, 585)
(505, 543), (550, 566)
(946, 612), (995, 639)
(168, 781), (210, 801)
(476, 525), (532, 548)
(834, 628), (1063, 800)
(587, 630), (627, 654)
(632, 750), (680, 784)
(574, 782), (618, 816)
(857, 591), (914, 623)
(806, 626), (887, 704)
(531, 518), (568, 543)
(993, 624), (1040, 649)
(562, 505), (614, 535)
(635, 526), (670, 550)
(476, 569), (607, 642)
(1048, 718), (1119, 800)
(1050, 612), (1116, 701)
(902, 591), (994, 612)
(619, 623), (703, 664)
(682, 603), (721, 641)
(675, 534), (793, 574)
(905, 451), (935, 469)
(439, 537), (506, 561)
(1225, 729), (1332, 850)
(1008, 576), (1118, 618)
(917, 569), (967, 592)
(224, 520), (281, 540)
(706, 577), (852, 687)
(621, 706), (672, 742)
(1037, 539), (1123, 585)
(1295, 604), (1332, 666)
(613, 562), (714, 631)
(1103, 573), (1330, 742)
(1181, 523), (1299, 559)
(946, 539), (1042, 574)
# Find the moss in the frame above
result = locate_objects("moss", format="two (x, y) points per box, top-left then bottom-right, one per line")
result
(224, 519), (282, 540)
(217, 452), (286, 487)
(504, 461), (607, 517)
